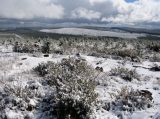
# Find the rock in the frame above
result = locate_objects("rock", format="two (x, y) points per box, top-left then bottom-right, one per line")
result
(139, 90), (153, 101)
(96, 61), (103, 65)
(44, 54), (49, 57)
(21, 58), (27, 60)
(95, 66), (103, 72)
(150, 65), (160, 72)
(76, 53), (80, 57)
(26, 105), (33, 111)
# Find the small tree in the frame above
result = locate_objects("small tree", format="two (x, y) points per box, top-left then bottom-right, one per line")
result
(42, 42), (50, 53)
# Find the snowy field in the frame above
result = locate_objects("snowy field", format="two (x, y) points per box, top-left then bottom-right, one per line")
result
(0, 42), (160, 119)
(40, 28), (146, 39)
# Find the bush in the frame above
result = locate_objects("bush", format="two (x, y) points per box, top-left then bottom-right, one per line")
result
(110, 67), (139, 81)
(147, 44), (160, 52)
(113, 49), (140, 59)
(42, 42), (50, 53)
(13, 42), (36, 53)
(55, 97), (90, 119)
(106, 87), (153, 113)
(33, 62), (51, 77)
(34, 58), (98, 119)
(54, 78), (97, 119)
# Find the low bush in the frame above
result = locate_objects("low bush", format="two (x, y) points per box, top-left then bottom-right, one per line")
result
(55, 97), (90, 119)
(106, 87), (153, 113)
(147, 44), (160, 52)
(54, 78), (97, 119)
(34, 58), (98, 119)
(13, 42), (39, 53)
(110, 67), (139, 81)
(149, 54), (160, 62)
(33, 62), (51, 77)
(115, 49), (139, 58)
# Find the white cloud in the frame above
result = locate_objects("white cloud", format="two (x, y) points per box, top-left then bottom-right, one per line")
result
(89, 0), (107, 5)
(0, 0), (64, 19)
(71, 7), (101, 20)
(104, 0), (160, 24)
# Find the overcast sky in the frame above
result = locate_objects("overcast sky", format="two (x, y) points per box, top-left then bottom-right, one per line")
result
(0, 0), (160, 26)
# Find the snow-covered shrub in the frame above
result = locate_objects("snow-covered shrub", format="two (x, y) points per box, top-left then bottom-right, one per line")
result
(34, 58), (98, 119)
(55, 97), (90, 119)
(33, 62), (51, 77)
(150, 54), (160, 62)
(147, 44), (160, 52)
(13, 42), (35, 53)
(42, 42), (50, 53)
(35, 58), (97, 83)
(105, 87), (153, 113)
(0, 82), (41, 117)
(13, 42), (20, 52)
(0, 91), (7, 118)
(110, 67), (139, 81)
(4, 84), (35, 100)
(113, 49), (140, 59)
(54, 77), (98, 119)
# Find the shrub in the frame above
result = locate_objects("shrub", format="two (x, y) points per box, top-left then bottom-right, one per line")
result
(34, 58), (98, 119)
(113, 49), (140, 59)
(54, 78), (97, 119)
(150, 54), (160, 62)
(42, 42), (50, 53)
(55, 97), (90, 119)
(106, 87), (153, 113)
(4, 84), (35, 100)
(13, 42), (20, 52)
(13, 42), (35, 53)
(110, 67), (139, 81)
(147, 44), (160, 52)
(33, 62), (51, 77)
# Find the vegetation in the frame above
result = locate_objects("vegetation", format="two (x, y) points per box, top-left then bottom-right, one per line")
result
(0, 29), (160, 119)
(107, 87), (153, 113)
(110, 67), (140, 81)
(34, 58), (98, 119)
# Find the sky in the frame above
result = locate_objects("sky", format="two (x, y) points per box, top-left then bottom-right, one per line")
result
(125, 0), (137, 2)
(0, 0), (160, 27)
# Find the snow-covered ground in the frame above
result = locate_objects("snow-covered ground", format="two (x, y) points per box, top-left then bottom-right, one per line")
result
(40, 28), (146, 39)
(0, 45), (160, 119)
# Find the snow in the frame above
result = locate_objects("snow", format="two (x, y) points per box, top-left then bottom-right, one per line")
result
(6, 109), (23, 119)
(0, 51), (160, 119)
(40, 28), (145, 39)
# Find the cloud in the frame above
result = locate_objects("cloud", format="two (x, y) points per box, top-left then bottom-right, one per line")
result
(89, 0), (107, 5)
(71, 7), (101, 20)
(0, 0), (160, 25)
(102, 0), (160, 24)
(0, 0), (64, 19)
